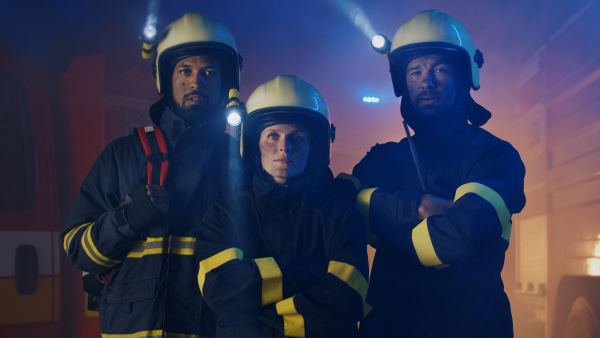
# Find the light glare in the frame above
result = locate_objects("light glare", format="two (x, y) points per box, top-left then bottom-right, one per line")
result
(372, 35), (385, 48)
(362, 96), (380, 103)
(227, 111), (242, 126)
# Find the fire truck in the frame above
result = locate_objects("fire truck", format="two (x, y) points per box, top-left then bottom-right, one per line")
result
(508, 1), (600, 337)
(0, 45), (157, 336)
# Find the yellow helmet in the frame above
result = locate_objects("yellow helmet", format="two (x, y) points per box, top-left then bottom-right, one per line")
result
(388, 9), (484, 97)
(153, 12), (242, 96)
(241, 75), (334, 165)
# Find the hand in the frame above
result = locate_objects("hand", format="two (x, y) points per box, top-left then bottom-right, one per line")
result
(125, 181), (169, 230)
(417, 194), (453, 220)
(146, 184), (169, 213)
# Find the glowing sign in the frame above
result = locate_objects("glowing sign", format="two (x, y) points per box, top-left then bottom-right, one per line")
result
(363, 97), (380, 103)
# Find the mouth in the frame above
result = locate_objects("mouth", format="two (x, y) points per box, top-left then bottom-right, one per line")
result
(275, 158), (293, 164)
(183, 92), (208, 106)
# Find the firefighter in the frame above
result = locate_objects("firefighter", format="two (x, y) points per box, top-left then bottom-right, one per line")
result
(61, 12), (243, 337)
(196, 75), (369, 337)
(339, 10), (526, 337)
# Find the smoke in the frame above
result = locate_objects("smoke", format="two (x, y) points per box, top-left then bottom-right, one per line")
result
(327, 0), (377, 39)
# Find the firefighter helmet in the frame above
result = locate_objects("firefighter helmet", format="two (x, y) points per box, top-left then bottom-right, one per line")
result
(388, 9), (484, 97)
(154, 12), (242, 96)
(241, 75), (334, 166)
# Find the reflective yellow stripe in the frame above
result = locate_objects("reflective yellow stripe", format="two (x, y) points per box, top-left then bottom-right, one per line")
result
(276, 297), (304, 337)
(327, 260), (369, 315)
(82, 224), (121, 267)
(412, 219), (443, 267)
(253, 257), (283, 305)
(171, 236), (196, 243)
(126, 236), (196, 258)
(455, 182), (512, 242)
(63, 222), (91, 253)
(101, 331), (205, 338)
(327, 261), (367, 301)
(198, 248), (243, 293)
(356, 188), (379, 244)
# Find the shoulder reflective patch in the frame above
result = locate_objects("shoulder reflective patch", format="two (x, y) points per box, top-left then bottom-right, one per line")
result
(253, 257), (283, 305)
(327, 260), (369, 315)
(198, 247), (243, 294)
(455, 182), (512, 242)
(63, 222), (92, 253)
(357, 188), (379, 244)
(276, 296), (305, 337)
(412, 219), (443, 267)
(82, 223), (121, 268)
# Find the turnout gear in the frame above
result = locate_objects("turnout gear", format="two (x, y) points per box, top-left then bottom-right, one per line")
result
(62, 107), (240, 337)
(353, 9), (525, 337)
(242, 75), (335, 165)
(354, 122), (525, 337)
(197, 75), (367, 337)
(197, 173), (369, 337)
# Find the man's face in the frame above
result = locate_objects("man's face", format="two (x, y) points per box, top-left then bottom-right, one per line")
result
(259, 123), (310, 184)
(171, 55), (221, 123)
(405, 54), (459, 117)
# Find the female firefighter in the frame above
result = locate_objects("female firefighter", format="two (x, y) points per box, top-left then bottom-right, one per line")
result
(196, 75), (369, 338)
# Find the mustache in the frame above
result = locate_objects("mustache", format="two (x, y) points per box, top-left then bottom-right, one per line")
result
(183, 90), (209, 102)
(416, 90), (440, 100)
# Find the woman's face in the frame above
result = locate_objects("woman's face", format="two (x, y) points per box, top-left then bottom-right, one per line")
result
(259, 123), (310, 184)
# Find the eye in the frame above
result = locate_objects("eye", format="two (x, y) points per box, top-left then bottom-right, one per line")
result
(204, 69), (219, 78)
(408, 70), (421, 77)
(435, 65), (449, 73)
(267, 133), (278, 140)
(179, 69), (191, 75)
(290, 134), (306, 144)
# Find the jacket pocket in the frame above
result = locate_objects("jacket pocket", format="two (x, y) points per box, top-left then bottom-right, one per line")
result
(106, 275), (156, 304)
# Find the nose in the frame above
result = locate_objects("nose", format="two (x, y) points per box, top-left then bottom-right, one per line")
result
(420, 70), (436, 89)
(190, 72), (205, 90)
(279, 138), (293, 153)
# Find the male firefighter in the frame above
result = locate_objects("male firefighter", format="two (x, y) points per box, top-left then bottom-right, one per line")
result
(61, 12), (243, 337)
(341, 10), (526, 337)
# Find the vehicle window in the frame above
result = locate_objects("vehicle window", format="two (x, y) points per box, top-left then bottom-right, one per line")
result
(0, 71), (36, 210)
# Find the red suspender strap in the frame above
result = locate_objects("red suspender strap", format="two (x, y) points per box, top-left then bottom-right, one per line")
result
(136, 126), (170, 186)
(153, 127), (170, 186)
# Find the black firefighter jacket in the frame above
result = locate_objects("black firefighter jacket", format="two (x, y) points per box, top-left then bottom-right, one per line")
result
(196, 172), (370, 338)
(353, 122), (526, 338)
(61, 107), (241, 337)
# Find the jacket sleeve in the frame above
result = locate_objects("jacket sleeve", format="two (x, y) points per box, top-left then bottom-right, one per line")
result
(196, 199), (324, 331)
(260, 202), (369, 338)
(197, 198), (369, 337)
(354, 142), (526, 268)
(61, 139), (143, 274)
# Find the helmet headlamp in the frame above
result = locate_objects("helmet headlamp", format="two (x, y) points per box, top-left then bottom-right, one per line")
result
(371, 34), (391, 56)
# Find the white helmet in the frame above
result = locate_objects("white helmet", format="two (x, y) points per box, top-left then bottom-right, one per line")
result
(241, 75), (335, 165)
(388, 9), (484, 97)
(153, 12), (242, 96)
